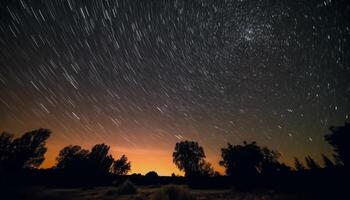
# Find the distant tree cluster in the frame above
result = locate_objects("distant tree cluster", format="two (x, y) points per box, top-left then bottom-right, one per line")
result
(172, 122), (350, 177)
(172, 140), (291, 178)
(290, 122), (350, 171)
(325, 122), (350, 168)
(56, 143), (131, 175)
(0, 128), (131, 176)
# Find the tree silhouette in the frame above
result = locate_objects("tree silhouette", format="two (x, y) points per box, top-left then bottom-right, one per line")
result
(294, 157), (305, 171)
(172, 141), (206, 177)
(220, 141), (261, 177)
(111, 155), (131, 175)
(305, 156), (320, 169)
(145, 171), (158, 178)
(56, 143), (124, 175)
(145, 171), (159, 183)
(0, 132), (13, 164)
(219, 141), (287, 177)
(260, 147), (290, 175)
(325, 122), (350, 168)
(88, 143), (114, 175)
(0, 132), (14, 172)
(56, 145), (89, 172)
(0, 129), (51, 172)
(199, 161), (215, 177)
(321, 154), (335, 168)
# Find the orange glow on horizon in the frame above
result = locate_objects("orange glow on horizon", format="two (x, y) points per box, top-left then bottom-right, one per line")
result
(41, 142), (186, 176)
(6, 125), (309, 176)
(40, 140), (227, 176)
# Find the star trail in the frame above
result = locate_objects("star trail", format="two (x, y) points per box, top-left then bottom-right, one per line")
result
(1, 0), (349, 175)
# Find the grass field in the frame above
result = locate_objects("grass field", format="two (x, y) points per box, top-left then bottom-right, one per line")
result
(11, 184), (310, 200)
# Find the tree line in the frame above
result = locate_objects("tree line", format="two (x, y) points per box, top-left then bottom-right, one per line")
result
(0, 129), (130, 176)
(172, 122), (349, 178)
(0, 122), (349, 178)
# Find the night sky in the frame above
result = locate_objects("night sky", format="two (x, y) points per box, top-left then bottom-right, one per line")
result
(1, 0), (350, 175)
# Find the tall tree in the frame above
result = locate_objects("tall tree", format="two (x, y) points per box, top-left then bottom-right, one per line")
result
(219, 141), (287, 177)
(111, 155), (131, 175)
(88, 143), (114, 175)
(0, 132), (14, 172)
(325, 122), (350, 167)
(220, 142), (261, 177)
(0, 132), (13, 162)
(172, 141), (206, 177)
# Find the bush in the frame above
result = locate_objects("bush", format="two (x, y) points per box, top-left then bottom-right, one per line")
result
(111, 178), (124, 186)
(145, 171), (159, 184)
(151, 185), (195, 200)
(105, 189), (118, 196)
(116, 179), (137, 195)
(145, 171), (159, 178)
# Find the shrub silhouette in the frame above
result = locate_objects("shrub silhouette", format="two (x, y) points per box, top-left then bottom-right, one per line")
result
(111, 155), (131, 175)
(151, 185), (195, 200)
(325, 122), (350, 168)
(145, 171), (159, 184)
(219, 141), (288, 177)
(173, 140), (214, 177)
(145, 171), (159, 178)
(105, 188), (118, 196)
(116, 179), (137, 195)
(0, 128), (51, 172)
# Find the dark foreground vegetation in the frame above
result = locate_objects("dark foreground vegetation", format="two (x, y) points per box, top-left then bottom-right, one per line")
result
(1, 122), (349, 199)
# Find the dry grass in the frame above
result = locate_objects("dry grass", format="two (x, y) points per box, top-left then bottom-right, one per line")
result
(116, 179), (137, 195)
(11, 185), (307, 200)
(150, 185), (195, 200)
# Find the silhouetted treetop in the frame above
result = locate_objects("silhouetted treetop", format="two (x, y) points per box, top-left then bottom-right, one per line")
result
(0, 128), (51, 172)
(220, 141), (289, 177)
(173, 140), (214, 177)
(325, 122), (350, 168)
(89, 143), (114, 175)
(0, 132), (13, 162)
(55, 143), (131, 175)
(322, 154), (335, 168)
(56, 145), (89, 171)
(305, 156), (320, 169)
(111, 155), (131, 175)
